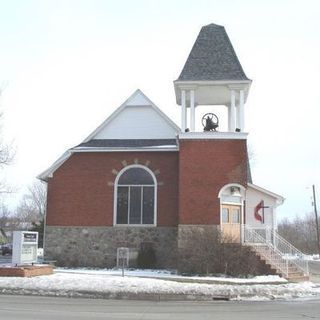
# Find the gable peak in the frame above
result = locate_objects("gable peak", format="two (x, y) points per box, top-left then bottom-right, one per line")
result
(125, 89), (153, 106)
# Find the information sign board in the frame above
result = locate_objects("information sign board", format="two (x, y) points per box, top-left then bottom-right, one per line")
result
(12, 231), (39, 265)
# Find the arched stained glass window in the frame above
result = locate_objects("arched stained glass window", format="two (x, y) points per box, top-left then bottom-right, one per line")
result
(115, 166), (156, 225)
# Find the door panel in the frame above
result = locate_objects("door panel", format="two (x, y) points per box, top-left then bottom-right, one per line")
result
(221, 204), (241, 243)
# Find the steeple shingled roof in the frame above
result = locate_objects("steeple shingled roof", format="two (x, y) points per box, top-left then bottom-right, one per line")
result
(177, 23), (249, 81)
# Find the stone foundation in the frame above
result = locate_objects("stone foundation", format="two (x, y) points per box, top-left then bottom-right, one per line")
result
(45, 225), (275, 276)
(44, 226), (178, 268)
(178, 224), (220, 248)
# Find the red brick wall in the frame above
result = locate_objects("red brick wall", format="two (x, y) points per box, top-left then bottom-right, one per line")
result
(178, 139), (248, 225)
(46, 152), (179, 227)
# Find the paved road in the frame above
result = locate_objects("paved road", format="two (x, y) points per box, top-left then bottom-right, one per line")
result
(0, 295), (319, 320)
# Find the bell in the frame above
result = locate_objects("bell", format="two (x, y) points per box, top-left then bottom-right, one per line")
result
(202, 113), (219, 131)
(204, 116), (218, 132)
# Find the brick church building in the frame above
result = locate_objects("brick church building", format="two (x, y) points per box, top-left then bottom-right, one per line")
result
(39, 24), (284, 268)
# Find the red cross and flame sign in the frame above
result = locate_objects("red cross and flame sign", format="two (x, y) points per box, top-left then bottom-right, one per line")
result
(254, 200), (265, 223)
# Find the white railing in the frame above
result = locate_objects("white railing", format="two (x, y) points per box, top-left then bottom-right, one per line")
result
(269, 227), (309, 276)
(242, 225), (290, 277)
(242, 225), (309, 278)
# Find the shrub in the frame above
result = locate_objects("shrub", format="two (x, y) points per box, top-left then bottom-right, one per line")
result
(178, 227), (266, 277)
(137, 242), (156, 269)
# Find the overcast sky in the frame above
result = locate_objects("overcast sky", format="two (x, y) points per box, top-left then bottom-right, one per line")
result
(0, 0), (319, 221)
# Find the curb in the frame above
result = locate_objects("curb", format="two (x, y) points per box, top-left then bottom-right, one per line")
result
(0, 288), (234, 301)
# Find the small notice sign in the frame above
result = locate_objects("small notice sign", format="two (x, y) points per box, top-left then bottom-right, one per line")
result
(23, 233), (37, 243)
(12, 231), (39, 265)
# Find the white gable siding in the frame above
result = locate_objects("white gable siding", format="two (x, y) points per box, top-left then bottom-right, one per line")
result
(126, 93), (150, 106)
(245, 187), (277, 229)
(93, 105), (178, 139)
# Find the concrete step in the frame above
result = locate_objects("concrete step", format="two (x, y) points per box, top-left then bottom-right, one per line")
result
(287, 271), (306, 277)
(249, 247), (309, 282)
(286, 275), (310, 282)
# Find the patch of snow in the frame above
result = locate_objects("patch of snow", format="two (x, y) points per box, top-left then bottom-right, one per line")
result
(304, 254), (320, 261)
(282, 254), (320, 261)
(55, 268), (287, 284)
(0, 272), (318, 301)
(0, 268), (318, 301)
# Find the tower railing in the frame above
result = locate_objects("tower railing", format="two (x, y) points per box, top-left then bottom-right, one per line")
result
(242, 225), (309, 278)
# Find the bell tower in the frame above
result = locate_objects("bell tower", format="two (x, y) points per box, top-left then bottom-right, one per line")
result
(176, 24), (252, 241)
(174, 23), (251, 134)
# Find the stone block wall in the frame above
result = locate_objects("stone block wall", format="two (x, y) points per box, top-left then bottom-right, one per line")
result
(178, 224), (220, 249)
(45, 226), (178, 268)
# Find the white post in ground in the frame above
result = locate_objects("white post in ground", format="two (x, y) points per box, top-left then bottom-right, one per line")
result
(190, 90), (195, 131)
(181, 90), (186, 132)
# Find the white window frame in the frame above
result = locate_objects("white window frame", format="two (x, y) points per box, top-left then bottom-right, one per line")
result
(113, 164), (157, 226)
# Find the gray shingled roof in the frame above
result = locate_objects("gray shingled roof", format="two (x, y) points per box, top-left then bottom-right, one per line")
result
(75, 139), (177, 149)
(177, 23), (249, 81)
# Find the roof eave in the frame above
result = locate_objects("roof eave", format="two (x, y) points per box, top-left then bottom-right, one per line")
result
(37, 150), (72, 182)
(71, 147), (179, 152)
(173, 79), (252, 105)
(174, 79), (252, 86)
(247, 183), (285, 205)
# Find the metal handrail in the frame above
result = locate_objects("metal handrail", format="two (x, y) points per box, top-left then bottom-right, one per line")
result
(243, 225), (309, 277)
(268, 227), (309, 275)
(242, 225), (289, 277)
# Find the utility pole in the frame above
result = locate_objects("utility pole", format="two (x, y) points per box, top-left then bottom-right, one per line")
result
(312, 185), (320, 256)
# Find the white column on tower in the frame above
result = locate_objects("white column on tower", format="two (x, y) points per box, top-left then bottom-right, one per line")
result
(228, 106), (232, 131)
(239, 89), (245, 131)
(181, 89), (186, 132)
(229, 90), (236, 132)
(190, 90), (195, 131)
(236, 99), (240, 131)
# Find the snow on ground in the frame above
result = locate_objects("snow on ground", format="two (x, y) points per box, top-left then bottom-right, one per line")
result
(0, 269), (319, 301)
(56, 268), (287, 284)
(304, 254), (320, 261)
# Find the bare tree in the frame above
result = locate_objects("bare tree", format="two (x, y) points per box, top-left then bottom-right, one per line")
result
(278, 213), (318, 254)
(14, 181), (47, 247)
(0, 204), (10, 242)
(0, 84), (15, 194)
(0, 204), (21, 243)
(16, 181), (47, 224)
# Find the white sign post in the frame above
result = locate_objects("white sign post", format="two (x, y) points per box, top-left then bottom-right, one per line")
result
(116, 247), (129, 277)
(12, 231), (39, 265)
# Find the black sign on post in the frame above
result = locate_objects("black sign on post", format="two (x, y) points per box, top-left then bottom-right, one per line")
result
(23, 233), (37, 243)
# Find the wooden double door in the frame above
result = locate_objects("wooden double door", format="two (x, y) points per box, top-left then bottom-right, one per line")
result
(221, 204), (241, 242)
